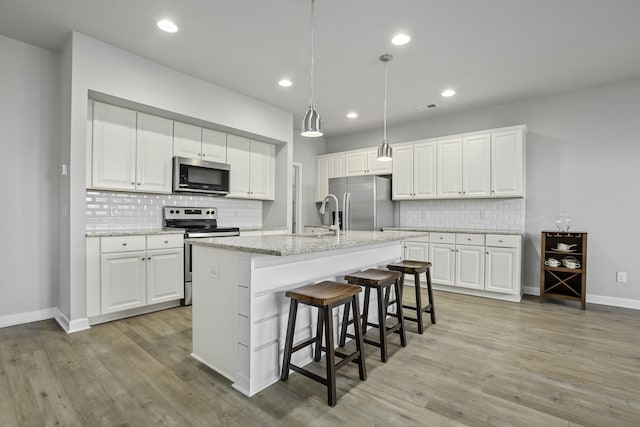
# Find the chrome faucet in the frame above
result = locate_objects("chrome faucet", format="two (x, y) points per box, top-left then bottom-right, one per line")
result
(319, 194), (340, 235)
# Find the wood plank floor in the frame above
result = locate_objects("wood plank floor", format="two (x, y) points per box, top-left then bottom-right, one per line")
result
(1, 291), (640, 426)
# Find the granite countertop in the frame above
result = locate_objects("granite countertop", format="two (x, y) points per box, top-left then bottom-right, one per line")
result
(186, 230), (425, 256)
(239, 226), (289, 232)
(85, 228), (185, 237)
(382, 227), (523, 236)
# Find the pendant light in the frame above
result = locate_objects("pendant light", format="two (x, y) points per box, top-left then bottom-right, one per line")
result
(377, 54), (393, 161)
(301, 0), (322, 137)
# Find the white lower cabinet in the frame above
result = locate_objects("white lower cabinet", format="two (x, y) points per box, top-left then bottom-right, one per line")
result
(89, 234), (184, 320)
(401, 231), (522, 301)
(101, 250), (147, 314)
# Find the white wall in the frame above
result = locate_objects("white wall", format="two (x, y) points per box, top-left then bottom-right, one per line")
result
(0, 35), (60, 327)
(327, 77), (640, 308)
(292, 132), (326, 227)
(57, 32), (293, 330)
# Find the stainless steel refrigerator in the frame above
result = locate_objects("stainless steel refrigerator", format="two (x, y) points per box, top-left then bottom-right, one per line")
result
(326, 175), (394, 231)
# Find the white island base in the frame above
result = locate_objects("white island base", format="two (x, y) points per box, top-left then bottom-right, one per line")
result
(191, 241), (403, 397)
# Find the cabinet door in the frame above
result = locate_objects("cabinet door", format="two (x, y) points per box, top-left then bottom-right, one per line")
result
(101, 251), (146, 314)
(92, 102), (137, 190)
(485, 247), (519, 294)
(173, 122), (202, 159)
(330, 155), (345, 178)
(492, 130), (524, 197)
(437, 138), (462, 198)
(147, 248), (184, 304)
(316, 157), (331, 202)
(462, 134), (491, 197)
(404, 241), (429, 262)
(345, 151), (368, 176)
(226, 134), (252, 197)
(429, 244), (455, 286)
(136, 113), (173, 193)
(392, 145), (414, 200)
(367, 150), (393, 174)
(249, 140), (275, 200)
(455, 245), (485, 290)
(202, 129), (227, 163)
(414, 141), (437, 199)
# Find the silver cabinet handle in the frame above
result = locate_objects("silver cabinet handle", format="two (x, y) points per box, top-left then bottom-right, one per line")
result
(141, 257), (145, 261)
(122, 242), (127, 246)
(148, 257), (151, 260)
(137, 182), (141, 185)
(164, 240), (169, 244)
(499, 239), (503, 243)
(486, 251), (490, 255)
(131, 182), (135, 185)
(467, 238), (471, 241)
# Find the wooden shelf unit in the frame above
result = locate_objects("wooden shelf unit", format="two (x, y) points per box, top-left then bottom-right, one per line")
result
(539, 231), (588, 309)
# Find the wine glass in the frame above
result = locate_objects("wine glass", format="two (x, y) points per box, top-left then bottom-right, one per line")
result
(564, 216), (572, 232)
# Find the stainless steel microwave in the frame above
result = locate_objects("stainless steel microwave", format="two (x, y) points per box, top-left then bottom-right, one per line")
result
(173, 156), (230, 195)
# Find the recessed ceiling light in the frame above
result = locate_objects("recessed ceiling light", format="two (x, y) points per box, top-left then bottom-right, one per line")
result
(157, 20), (178, 33)
(441, 89), (456, 97)
(278, 79), (293, 87)
(391, 34), (411, 46)
(346, 112), (358, 119)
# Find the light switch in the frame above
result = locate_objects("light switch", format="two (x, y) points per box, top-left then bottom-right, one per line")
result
(61, 164), (68, 176)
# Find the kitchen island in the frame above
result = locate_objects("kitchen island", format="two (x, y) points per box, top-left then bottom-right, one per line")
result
(187, 230), (422, 397)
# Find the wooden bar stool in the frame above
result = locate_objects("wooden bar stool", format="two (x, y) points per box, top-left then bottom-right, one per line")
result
(280, 281), (366, 407)
(386, 260), (436, 334)
(340, 269), (406, 362)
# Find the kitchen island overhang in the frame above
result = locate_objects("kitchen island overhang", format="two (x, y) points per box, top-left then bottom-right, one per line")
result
(188, 230), (423, 397)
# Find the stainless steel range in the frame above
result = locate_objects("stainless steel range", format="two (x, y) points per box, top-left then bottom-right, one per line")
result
(163, 206), (240, 305)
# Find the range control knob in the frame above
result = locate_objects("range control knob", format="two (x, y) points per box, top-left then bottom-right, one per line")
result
(175, 210), (180, 214)
(170, 210), (174, 214)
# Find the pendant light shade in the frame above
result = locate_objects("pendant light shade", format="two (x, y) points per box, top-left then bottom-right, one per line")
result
(301, 0), (323, 137)
(377, 54), (393, 161)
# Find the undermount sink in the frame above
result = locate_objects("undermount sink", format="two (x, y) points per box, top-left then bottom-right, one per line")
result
(290, 232), (341, 238)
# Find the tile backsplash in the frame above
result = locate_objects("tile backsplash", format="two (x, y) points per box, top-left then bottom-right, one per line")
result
(86, 190), (262, 230)
(399, 198), (524, 231)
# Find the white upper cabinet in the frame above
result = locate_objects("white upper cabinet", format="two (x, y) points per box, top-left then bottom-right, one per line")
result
(366, 150), (393, 175)
(91, 102), (173, 194)
(136, 113), (173, 193)
(392, 142), (436, 200)
(391, 145), (414, 200)
(201, 128), (227, 163)
(227, 134), (275, 200)
(436, 138), (462, 198)
(86, 100), (93, 189)
(173, 122), (202, 159)
(462, 134), (491, 197)
(174, 123), (228, 163)
(315, 154), (345, 202)
(249, 140), (275, 200)
(92, 102), (137, 191)
(491, 129), (524, 197)
(345, 148), (392, 176)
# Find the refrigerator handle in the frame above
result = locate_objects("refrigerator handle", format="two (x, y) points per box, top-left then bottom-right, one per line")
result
(345, 192), (351, 231)
(341, 192), (347, 230)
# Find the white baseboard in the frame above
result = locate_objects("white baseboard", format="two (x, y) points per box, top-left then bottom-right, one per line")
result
(524, 286), (640, 310)
(54, 308), (90, 333)
(0, 307), (56, 329)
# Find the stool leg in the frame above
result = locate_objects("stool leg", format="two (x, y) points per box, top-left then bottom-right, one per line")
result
(351, 295), (367, 381)
(395, 278), (407, 347)
(281, 299), (298, 381)
(338, 300), (351, 347)
(324, 305), (337, 407)
(362, 287), (371, 336)
(314, 307), (324, 362)
(414, 272), (424, 334)
(376, 286), (388, 362)
(426, 267), (436, 324)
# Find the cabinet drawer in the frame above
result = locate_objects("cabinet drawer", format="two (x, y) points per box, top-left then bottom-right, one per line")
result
(147, 234), (184, 250)
(405, 233), (429, 243)
(455, 233), (485, 246)
(101, 235), (146, 253)
(430, 232), (455, 244)
(486, 234), (520, 248)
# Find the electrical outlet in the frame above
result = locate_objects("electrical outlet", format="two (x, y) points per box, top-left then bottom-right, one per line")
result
(110, 207), (118, 216)
(616, 272), (627, 283)
(209, 267), (220, 279)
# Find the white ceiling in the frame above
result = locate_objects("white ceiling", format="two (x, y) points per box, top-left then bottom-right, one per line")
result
(2, 0), (640, 137)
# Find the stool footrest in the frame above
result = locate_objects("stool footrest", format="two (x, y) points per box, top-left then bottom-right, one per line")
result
(289, 364), (328, 386)
(291, 337), (319, 354)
